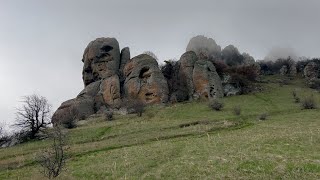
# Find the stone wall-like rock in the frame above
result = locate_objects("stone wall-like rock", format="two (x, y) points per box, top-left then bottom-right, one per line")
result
(193, 59), (223, 100)
(179, 51), (198, 100)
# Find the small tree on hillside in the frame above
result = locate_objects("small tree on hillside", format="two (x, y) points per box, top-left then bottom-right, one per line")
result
(38, 125), (65, 179)
(15, 94), (51, 139)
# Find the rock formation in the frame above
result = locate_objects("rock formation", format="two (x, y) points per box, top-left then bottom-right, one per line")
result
(178, 51), (198, 100)
(123, 54), (169, 104)
(52, 37), (225, 125)
(193, 59), (223, 99)
(53, 38), (124, 124)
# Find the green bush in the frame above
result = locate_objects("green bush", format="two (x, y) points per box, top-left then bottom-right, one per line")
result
(209, 99), (224, 111)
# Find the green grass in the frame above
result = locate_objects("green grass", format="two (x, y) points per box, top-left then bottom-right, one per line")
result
(0, 75), (319, 179)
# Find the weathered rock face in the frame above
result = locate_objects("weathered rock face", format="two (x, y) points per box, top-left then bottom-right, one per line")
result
(192, 59), (223, 99)
(119, 47), (131, 95)
(52, 81), (101, 125)
(82, 38), (120, 86)
(120, 47), (130, 74)
(52, 97), (95, 125)
(53, 38), (124, 125)
(99, 75), (121, 108)
(123, 54), (169, 104)
(179, 51), (198, 100)
(53, 37), (227, 125)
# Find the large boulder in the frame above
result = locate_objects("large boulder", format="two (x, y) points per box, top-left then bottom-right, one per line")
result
(123, 54), (169, 104)
(221, 74), (241, 96)
(178, 51), (198, 100)
(52, 97), (95, 125)
(192, 59), (223, 99)
(52, 81), (104, 125)
(82, 37), (120, 86)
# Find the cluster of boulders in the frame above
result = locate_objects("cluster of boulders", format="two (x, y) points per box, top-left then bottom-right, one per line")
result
(52, 38), (224, 125)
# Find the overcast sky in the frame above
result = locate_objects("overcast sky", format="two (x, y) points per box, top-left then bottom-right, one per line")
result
(1, 0), (319, 130)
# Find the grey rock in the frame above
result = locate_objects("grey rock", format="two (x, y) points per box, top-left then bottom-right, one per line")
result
(123, 54), (169, 104)
(178, 51), (198, 100)
(192, 59), (223, 100)
(82, 37), (120, 86)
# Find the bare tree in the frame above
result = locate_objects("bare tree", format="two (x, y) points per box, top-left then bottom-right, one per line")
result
(38, 126), (65, 179)
(15, 94), (51, 139)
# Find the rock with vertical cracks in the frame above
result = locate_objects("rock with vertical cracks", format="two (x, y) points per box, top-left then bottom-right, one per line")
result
(82, 37), (120, 86)
(123, 54), (169, 104)
(178, 51), (198, 100)
(192, 59), (223, 100)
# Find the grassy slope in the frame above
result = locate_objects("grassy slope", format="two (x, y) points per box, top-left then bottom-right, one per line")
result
(0, 76), (319, 179)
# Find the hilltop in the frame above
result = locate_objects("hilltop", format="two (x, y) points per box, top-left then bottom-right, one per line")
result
(0, 75), (319, 179)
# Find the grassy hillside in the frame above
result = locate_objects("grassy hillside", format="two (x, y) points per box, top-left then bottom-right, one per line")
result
(0, 76), (319, 179)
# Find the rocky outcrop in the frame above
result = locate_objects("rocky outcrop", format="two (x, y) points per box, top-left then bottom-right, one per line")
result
(119, 47), (131, 95)
(53, 37), (226, 125)
(82, 37), (121, 86)
(193, 59), (223, 99)
(99, 75), (121, 108)
(178, 51), (198, 100)
(53, 38), (123, 125)
(123, 54), (169, 104)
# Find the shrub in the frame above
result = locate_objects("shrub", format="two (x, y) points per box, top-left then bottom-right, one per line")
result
(224, 65), (260, 95)
(127, 100), (146, 117)
(38, 126), (65, 179)
(209, 99), (224, 111)
(301, 96), (317, 109)
(258, 113), (268, 120)
(233, 105), (241, 116)
(104, 111), (113, 121)
(211, 59), (228, 77)
(279, 78), (290, 86)
(292, 89), (300, 103)
(273, 57), (295, 73)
